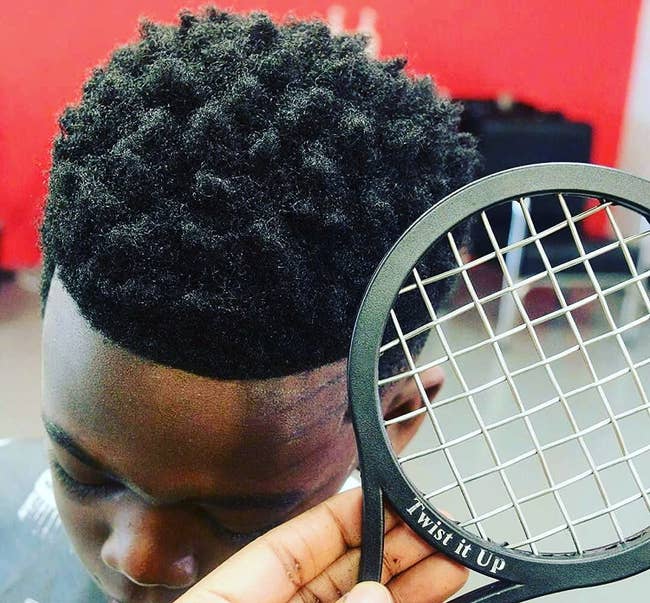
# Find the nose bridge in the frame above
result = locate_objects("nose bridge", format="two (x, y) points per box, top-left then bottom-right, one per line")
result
(101, 501), (200, 589)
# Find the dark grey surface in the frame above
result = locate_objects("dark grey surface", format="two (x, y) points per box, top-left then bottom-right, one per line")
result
(0, 439), (104, 603)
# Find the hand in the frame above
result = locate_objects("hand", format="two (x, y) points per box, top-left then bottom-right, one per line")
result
(175, 488), (468, 603)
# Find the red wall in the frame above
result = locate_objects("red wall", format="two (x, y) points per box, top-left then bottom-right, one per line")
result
(0, 1), (642, 268)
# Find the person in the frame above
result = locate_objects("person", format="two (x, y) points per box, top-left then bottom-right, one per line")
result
(24, 6), (479, 602)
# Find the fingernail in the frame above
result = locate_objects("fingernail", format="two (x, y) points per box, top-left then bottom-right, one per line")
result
(343, 581), (393, 603)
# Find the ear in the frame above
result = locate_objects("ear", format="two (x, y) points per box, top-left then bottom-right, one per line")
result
(382, 366), (444, 455)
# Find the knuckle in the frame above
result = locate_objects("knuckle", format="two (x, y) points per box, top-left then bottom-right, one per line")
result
(381, 551), (401, 581)
(264, 539), (307, 588)
(296, 585), (321, 603)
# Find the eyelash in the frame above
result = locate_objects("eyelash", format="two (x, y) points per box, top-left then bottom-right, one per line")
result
(50, 459), (122, 500)
(224, 524), (268, 542)
(196, 505), (282, 542)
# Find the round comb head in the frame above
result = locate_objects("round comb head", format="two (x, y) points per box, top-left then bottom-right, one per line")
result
(349, 164), (650, 600)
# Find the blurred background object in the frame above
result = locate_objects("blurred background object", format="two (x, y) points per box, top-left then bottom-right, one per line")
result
(458, 97), (593, 254)
(456, 97), (596, 333)
(460, 97), (593, 176)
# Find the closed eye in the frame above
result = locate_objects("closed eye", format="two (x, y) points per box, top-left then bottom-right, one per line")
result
(196, 503), (284, 542)
(50, 457), (123, 500)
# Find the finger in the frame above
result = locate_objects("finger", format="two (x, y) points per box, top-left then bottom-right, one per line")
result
(289, 518), (437, 602)
(387, 554), (469, 603)
(380, 522), (438, 583)
(286, 546), (360, 602)
(176, 488), (400, 603)
(336, 582), (393, 603)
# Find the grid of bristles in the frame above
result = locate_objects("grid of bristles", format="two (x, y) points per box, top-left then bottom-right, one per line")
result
(381, 194), (650, 555)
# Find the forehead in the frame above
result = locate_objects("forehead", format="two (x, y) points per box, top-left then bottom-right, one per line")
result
(41, 275), (348, 486)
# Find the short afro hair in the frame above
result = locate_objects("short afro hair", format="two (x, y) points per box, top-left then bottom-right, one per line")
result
(41, 7), (479, 379)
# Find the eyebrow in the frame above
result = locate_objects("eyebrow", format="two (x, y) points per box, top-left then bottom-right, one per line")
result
(42, 417), (306, 511)
(43, 417), (107, 471)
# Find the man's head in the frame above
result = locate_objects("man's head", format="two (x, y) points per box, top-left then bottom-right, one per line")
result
(40, 7), (478, 602)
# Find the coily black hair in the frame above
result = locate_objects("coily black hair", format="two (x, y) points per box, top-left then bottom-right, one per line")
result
(41, 7), (479, 379)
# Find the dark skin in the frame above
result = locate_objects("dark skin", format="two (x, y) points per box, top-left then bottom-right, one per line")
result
(41, 273), (444, 603)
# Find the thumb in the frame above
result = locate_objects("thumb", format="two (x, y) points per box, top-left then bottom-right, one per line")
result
(338, 581), (393, 603)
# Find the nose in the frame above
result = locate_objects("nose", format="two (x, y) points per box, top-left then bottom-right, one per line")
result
(100, 503), (200, 589)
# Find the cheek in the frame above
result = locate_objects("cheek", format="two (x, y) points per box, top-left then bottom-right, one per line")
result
(51, 480), (109, 573)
